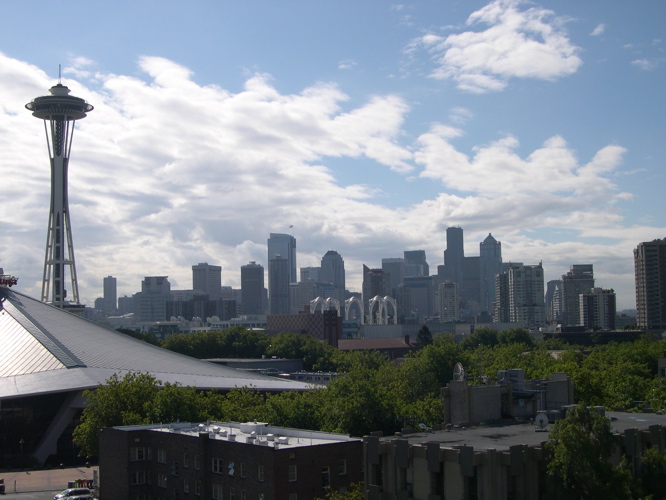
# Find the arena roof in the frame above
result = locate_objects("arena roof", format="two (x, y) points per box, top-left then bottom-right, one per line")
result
(0, 288), (312, 399)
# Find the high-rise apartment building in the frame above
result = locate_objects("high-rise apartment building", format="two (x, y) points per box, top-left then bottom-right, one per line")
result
(479, 234), (502, 314)
(103, 276), (117, 313)
(580, 288), (616, 330)
(439, 281), (459, 322)
(241, 261), (265, 315)
(634, 238), (666, 330)
(494, 264), (545, 327)
(362, 265), (390, 322)
(545, 280), (562, 323)
(269, 256), (290, 315)
(192, 262), (222, 301)
(320, 250), (346, 306)
(267, 233), (297, 283)
(560, 265), (594, 326)
(300, 267), (321, 282)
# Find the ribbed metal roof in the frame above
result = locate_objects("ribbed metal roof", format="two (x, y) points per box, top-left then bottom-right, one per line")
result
(0, 288), (312, 398)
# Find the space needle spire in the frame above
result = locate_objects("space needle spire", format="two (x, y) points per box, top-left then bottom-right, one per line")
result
(26, 80), (93, 308)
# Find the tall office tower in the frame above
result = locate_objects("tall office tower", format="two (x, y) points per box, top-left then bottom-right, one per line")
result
(103, 276), (117, 313)
(560, 265), (595, 326)
(461, 256), (482, 316)
(545, 280), (562, 323)
(493, 272), (510, 323)
(269, 256), (290, 315)
(267, 233), (297, 283)
(362, 265), (389, 321)
(443, 227), (464, 285)
(439, 281), (459, 322)
(137, 276), (171, 322)
(404, 250), (429, 277)
(634, 238), (666, 330)
(300, 267), (321, 282)
(192, 262), (222, 300)
(400, 276), (435, 321)
(382, 258), (405, 297)
(320, 250), (346, 306)
(479, 234), (502, 314)
(580, 288), (616, 330)
(241, 262), (264, 315)
(26, 82), (93, 307)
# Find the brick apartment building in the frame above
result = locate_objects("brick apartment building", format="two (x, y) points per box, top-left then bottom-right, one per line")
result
(99, 421), (362, 500)
(266, 309), (341, 347)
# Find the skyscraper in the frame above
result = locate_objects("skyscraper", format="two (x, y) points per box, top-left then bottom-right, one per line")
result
(382, 258), (405, 297)
(137, 276), (171, 322)
(443, 227), (464, 286)
(269, 256), (290, 315)
(560, 265), (595, 326)
(320, 250), (346, 306)
(26, 82), (93, 307)
(495, 264), (545, 327)
(439, 281), (459, 322)
(241, 262), (265, 315)
(634, 238), (666, 330)
(479, 234), (502, 314)
(192, 262), (222, 301)
(103, 276), (117, 313)
(580, 288), (616, 330)
(267, 233), (297, 284)
(404, 250), (429, 277)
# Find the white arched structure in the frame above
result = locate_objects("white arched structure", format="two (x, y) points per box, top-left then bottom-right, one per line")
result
(345, 296), (364, 324)
(310, 296), (341, 316)
(367, 295), (398, 325)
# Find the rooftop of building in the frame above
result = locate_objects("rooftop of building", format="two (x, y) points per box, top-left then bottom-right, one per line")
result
(110, 421), (360, 449)
(378, 411), (666, 451)
(0, 288), (311, 399)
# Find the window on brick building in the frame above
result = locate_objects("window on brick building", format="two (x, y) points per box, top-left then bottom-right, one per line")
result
(322, 466), (331, 487)
(130, 447), (145, 461)
(288, 465), (298, 482)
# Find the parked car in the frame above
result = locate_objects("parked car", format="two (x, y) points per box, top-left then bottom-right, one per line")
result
(54, 488), (91, 499)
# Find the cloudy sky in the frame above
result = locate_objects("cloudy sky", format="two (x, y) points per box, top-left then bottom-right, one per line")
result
(1, 0), (664, 310)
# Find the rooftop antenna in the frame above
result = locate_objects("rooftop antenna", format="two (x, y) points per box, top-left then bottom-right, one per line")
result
(58, 64), (62, 84)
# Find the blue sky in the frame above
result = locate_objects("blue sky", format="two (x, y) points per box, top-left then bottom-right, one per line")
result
(1, 0), (664, 310)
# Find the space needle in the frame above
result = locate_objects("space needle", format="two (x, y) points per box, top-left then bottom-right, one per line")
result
(26, 78), (93, 308)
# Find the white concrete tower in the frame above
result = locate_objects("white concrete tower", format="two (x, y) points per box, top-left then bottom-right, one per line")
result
(26, 82), (93, 308)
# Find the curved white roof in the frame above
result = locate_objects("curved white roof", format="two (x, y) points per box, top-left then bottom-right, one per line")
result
(0, 288), (311, 398)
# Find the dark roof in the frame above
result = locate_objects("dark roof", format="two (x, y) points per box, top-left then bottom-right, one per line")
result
(0, 288), (311, 399)
(338, 337), (415, 351)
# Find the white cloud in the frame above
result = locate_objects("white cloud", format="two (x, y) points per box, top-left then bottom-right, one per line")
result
(590, 24), (605, 36)
(338, 59), (357, 70)
(631, 58), (661, 70)
(413, 0), (582, 92)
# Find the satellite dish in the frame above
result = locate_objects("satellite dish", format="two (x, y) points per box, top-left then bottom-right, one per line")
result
(535, 413), (548, 432)
(453, 362), (466, 382)
(418, 423), (427, 431)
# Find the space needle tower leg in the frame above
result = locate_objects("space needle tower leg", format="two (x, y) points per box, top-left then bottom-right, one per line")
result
(26, 82), (93, 308)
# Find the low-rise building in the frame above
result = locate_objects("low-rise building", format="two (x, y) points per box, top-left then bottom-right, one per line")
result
(99, 421), (362, 500)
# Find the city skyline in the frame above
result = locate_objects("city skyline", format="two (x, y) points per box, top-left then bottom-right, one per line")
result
(1, 1), (665, 310)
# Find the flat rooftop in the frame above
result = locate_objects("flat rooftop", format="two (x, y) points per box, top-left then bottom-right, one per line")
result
(381, 411), (666, 451)
(114, 421), (360, 449)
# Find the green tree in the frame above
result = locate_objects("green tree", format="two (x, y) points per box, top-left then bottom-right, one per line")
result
(461, 327), (499, 350)
(316, 482), (364, 500)
(546, 405), (633, 499)
(73, 372), (161, 457)
(416, 325), (433, 347)
(266, 332), (337, 371)
(498, 327), (533, 347)
(639, 447), (666, 499)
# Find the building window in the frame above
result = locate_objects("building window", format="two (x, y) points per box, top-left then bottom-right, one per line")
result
(130, 470), (146, 485)
(230, 487), (236, 500)
(288, 494), (297, 500)
(212, 457), (224, 474)
(195, 479), (201, 496)
(157, 448), (167, 464)
(183, 478), (189, 493)
(322, 466), (331, 487)
(257, 464), (265, 482)
(212, 483), (223, 500)
(241, 490), (247, 500)
(338, 459), (347, 475)
(240, 461), (246, 478)
(194, 454), (201, 470)
(288, 465), (298, 482)
(259, 495), (265, 500)
(130, 447), (146, 461)
(158, 473), (167, 488)
(183, 452), (190, 468)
